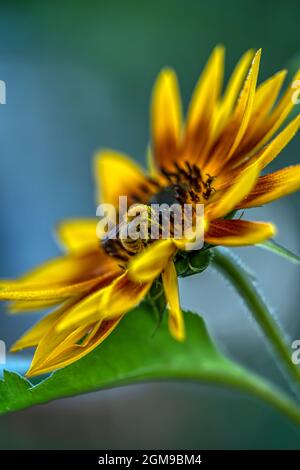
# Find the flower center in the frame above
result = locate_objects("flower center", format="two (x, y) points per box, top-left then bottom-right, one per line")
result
(159, 162), (216, 204)
(101, 162), (215, 263)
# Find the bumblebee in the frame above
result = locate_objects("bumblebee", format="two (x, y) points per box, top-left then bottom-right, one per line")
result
(101, 205), (153, 263)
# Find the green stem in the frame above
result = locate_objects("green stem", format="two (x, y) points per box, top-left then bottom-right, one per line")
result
(212, 247), (300, 396)
(190, 368), (300, 427)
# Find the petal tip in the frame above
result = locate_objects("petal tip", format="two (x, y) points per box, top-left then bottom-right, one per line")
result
(270, 223), (277, 238)
(169, 322), (186, 342)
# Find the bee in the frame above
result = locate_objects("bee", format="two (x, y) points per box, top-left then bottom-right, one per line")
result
(101, 205), (152, 262)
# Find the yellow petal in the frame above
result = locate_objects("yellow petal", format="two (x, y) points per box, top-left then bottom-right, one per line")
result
(213, 113), (300, 192)
(205, 219), (276, 246)
(10, 298), (80, 351)
(8, 299), (62, 314)
(56, 219), (99, 252)
(128, 239), (176, 283)
(219, 113), (300, 183)
(98, 273), (151, 319)
(1, 251), (108, 289)
(56, 272), (151, 332)
(147, 145), (156, 177)
(206, 50), (261, 173)
(55, 287), (105, 331)
(207, 162), (260, 220)
(151, 68), (182, 171)
(226, 113), (300, 176)
(0, 275), (112, 302)
(256, 114), (300, 169)
(3, 249), (120, 313)
(245, 70), (300, 157)
(213, 49), (254, 134)
(26, 297), (121, 376)
(250, 70), (287, 123)
(187, 46), (224, 128)
(229, 70), (287, 161)
(238, 165), (300, 208)
(31, 316), (102, 371)
(5, 255), (91, 287)
(162, 260), (185, 341)
(227, 50), (261, 158)
(230, 49), (261, 145)
(184, 46), (224, 165)
(26, 316), (122, 377)
(94, 149), (152, 206)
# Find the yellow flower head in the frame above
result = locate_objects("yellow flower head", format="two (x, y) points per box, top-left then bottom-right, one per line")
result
(1, 47), (299, 376)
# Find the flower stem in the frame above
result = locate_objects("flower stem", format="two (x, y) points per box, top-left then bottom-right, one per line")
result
(212, 247), (300, 396)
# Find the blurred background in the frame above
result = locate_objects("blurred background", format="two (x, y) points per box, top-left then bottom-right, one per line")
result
(0, 0), (300, 449)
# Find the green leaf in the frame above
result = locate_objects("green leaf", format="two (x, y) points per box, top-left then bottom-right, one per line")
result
(0, 371), (32, 414)
(257, 240), (300, 265)
(1, 302), (300, 425)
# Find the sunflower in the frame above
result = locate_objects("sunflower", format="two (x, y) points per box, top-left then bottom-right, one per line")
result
(1, 47), (299, 377)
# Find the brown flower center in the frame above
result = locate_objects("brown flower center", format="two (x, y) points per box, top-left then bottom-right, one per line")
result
(101, 162), (215, 262)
